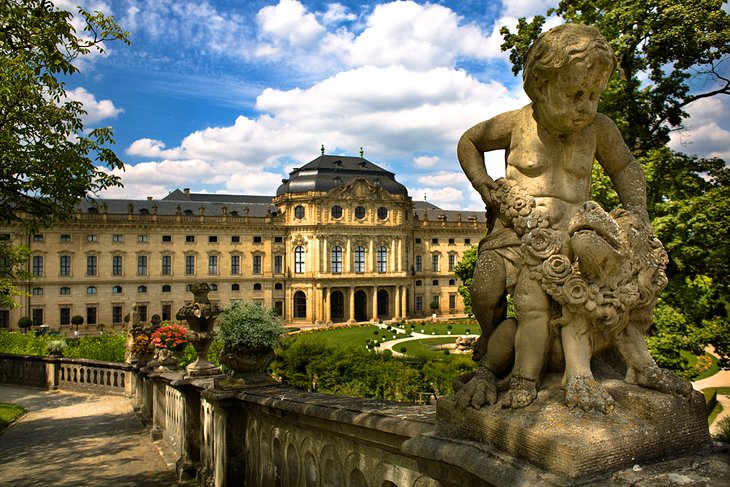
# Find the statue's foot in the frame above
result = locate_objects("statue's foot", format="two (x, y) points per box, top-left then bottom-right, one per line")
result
(633, 366), (693, 398)
(501, 374), (538, 409)
(564, 376), (614, 413)
(455, 368), (497, 410)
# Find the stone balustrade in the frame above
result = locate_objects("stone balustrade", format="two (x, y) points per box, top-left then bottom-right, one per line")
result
(0, 353), (715, 486)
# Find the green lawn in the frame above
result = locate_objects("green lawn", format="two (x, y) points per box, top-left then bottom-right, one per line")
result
(294, 325), (410, 348)
(395, 337), (469, 359)
(0, 402), (26, 432)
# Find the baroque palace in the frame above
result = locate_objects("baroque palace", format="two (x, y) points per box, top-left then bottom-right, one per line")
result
(0, 152), (486, 329)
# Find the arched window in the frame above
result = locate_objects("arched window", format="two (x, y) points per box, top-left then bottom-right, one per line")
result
(87, 286), (97, 295)
(354, 246), (365, 273)
(60, 286), (71, 295)
(377, 246), (387, 273)
(377, 207), (388, 220)
(210, 283), (218, 291)
(274, 282), (283, 290)
(354, 206), (366, 219)
(231, 283), (240, 291)
(331, 205), (342, 219)
(162, 285), (171, 293)
(331, 245), (342, 273)
(294, 291), (306, 318)
(253, 283), (262, 291)
(294, 246), (305, 274)
(112, 285), (123, 294)
(31, 287), (43, 295)
(137, 285), (147, 293)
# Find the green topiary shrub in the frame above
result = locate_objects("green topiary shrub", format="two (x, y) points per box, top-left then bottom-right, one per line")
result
(17, 317), (31, 333)
(218, 302), (285, 352)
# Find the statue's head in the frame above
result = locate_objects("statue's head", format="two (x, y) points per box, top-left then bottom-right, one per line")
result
(523, 23), (616, 104)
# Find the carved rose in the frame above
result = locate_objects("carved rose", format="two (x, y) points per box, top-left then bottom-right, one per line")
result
(514, 206), (549, 235)
(542, 254), (573, 284)
(562, 275), (590, 306)
(522, 228), (562, 265)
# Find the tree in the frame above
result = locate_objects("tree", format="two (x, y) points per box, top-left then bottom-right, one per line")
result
(0, 1), (129, 307)
(501, 0), (729, 155)
(71, 315), (84, 332)
(454, 245), (478, 315)
(1, 0), (130, 228)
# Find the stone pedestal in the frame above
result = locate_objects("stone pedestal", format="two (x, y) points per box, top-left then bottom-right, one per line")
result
(436, 377), (711, 478)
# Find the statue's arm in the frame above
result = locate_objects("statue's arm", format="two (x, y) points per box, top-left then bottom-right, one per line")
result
(594, 114), (649, 223)
(457, 111), (515, 206)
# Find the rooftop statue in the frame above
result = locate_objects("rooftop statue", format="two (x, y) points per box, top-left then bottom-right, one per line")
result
(455, 23), (691, 413)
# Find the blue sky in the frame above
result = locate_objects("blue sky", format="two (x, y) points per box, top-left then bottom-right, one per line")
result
(62, 0), (730, 210)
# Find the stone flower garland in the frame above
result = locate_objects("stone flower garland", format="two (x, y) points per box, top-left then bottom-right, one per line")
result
(490, 178), (658, 329)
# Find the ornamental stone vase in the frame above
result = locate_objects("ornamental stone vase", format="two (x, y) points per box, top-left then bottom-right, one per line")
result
(215, 348), (275, 389)
(152, 347), (184, 372)
(176, 283), (222, 377)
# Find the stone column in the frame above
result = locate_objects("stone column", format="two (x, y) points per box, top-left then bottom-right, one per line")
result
(322, 237), (328, 273)
(394, 286), (401, 320)
(368, 238), (374, 273)
(401, 286), (408, 320)
(372, 286), (378, 321)
(324, 287), (331, 323)
(390, 239), (396, 272)
(348, 287), (356, 323)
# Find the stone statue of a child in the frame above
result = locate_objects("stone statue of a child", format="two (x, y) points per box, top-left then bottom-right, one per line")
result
(456, 24), (652, 410)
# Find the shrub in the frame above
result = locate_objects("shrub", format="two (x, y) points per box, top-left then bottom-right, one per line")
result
(17, 317), (31, 332)
(714, 416), (730, 444)
(443, 349), (450, 355)
(63, 333), (127, 362)
(46, 340), (67, 356)
(400, 347), (407, 353)
(218, 302), (284, 352)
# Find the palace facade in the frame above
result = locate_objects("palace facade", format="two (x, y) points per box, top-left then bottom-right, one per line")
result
(0, 153), (486, 329)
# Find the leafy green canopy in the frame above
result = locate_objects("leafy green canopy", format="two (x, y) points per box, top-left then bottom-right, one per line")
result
(501, 0), (730, 154)
(0, 0), (130, 229)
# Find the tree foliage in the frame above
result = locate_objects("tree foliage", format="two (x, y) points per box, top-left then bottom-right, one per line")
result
(0, 0), (130, 229)
(501, 0), (730, 154)
(454, 245), (478, 315)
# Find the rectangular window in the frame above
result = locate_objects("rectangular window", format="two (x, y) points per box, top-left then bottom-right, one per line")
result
(186, 235), (195, 243)
(60, 308), (71, 326)
(161, 255), (171, 275)
(231, 235), (240, 243)
(86, 255), (97, 276)
(274, 255), (283, 274)
(60, 234), (71, 242)
(331, 246), (342, 273)
(112, 255), (123, 276)
(60, 255), (71, 276)
(32, 308), (44, 326)
(185, 255), (195, 275)
(32, 256), (43, 276)
(432, 254), (439, 272)
(208, 235), (218, 243)
(162, 304), (172, 322)
(137, 305), (147, 323)
(162, 235), (172, 242)
(354, 246), (365, 273)
(432, 238), (439, 245)
(465, 238), (471, 245)
(274, 236), (283, 243)
(415, 255), (422, 272)
(415, 238), (422, 244)
(87, 234), (97, 242)
(449, 254), (455, 272)
(231, 255), (240, 274)
(112, 234), (123, 243)
(294, 247), (305, 274)
(112, 306), (123, 324)
(449, 294), (456, 310)
(377, 246), (387, 273)
(253, 255), (262, 274)
(415, 296), (423, 312)
(208, 255), (218, 274)
(253, 236), (262, 243)
(449, 238), (455, 245)
(86, 307), (97, 325)
(137, 234), (148, 243)
(0, 310), (8, 328)
(32, 234), (44, 242)
(137, 255), (148, 276)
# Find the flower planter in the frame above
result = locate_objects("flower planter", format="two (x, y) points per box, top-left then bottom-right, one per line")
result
(215, 349), (275, 389)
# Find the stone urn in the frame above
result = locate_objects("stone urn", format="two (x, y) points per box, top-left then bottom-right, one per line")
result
(152, 347), (185, 372)
(176, 283), (222, 377)
(216, 349), (275, 388)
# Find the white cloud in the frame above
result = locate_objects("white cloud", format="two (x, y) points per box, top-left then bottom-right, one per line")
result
(412, 186), (468, 211)
(225, 171), (284, 194)
(257, 0), (324, 47)
(669, 97), (730, 160)
(321, 3), (356, 24)
(501, 0), (557, 18)
(65, 87), (123, 125)
(413, 156), (439, 168)
(417, 172), (468, 187)
(324, 1), (490, 70)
